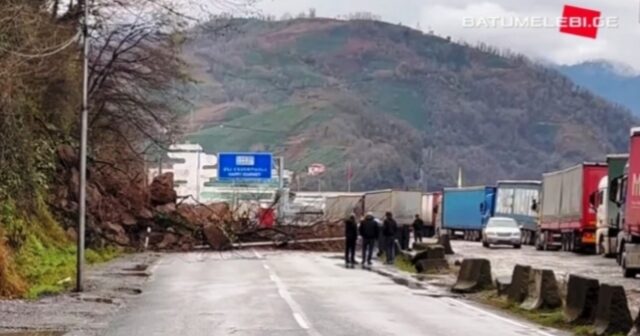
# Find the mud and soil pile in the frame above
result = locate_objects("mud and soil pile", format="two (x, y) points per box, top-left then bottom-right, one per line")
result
(50, 145), (233, 251)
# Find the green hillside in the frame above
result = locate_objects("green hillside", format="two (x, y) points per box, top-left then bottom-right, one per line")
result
(183, 18), (636, 191)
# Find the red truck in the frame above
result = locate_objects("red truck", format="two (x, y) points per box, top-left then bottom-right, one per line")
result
(612, 127), (640, 277)
(536, 162), (607, 252)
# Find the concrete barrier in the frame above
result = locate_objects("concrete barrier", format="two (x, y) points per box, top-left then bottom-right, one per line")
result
(593, 284), (632, 336)
(412, 242), (437, 251)
(415, 258), (449, 273)
(564, 274), (600, 324)
(452, 258), (493, 293)
(520, 269), (562, 311)
(495, 276), (511, 296)
(412, 245), (445, 264)
(631, 310), (640, 336)
(437, 234), (454, 255)
(507, 264), (531, 304)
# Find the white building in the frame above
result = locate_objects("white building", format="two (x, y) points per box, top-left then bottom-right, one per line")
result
(148, 143), (292, 205)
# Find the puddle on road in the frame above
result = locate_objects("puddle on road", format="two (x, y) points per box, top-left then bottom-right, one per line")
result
(0, 332), (65, 336)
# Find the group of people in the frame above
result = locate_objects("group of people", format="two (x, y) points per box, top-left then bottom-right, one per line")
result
(344, 212), (427, 268)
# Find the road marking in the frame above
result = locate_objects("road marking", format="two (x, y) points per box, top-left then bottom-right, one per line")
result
(444, 298), (558, 336)
(293, 312), (310, 329)
(263, 261), (319, 335)
(252, 249), (263, 259)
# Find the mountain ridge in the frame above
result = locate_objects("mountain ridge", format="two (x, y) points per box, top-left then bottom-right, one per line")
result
(181, 18), (636, 191)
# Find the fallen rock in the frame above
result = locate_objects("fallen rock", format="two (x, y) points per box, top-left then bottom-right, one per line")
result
(155, 203), (176, 214)
(121, 212), (137, 226)
(150, 172), (177, 205)
(157, 233), (179, 249)
(203, 222), (230, 250)
(103, 222), (130, 246)
(137, 208), (154, 220)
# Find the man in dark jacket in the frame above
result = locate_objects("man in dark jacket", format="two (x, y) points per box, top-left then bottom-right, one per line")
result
(412, 214), (425, 243)
(359, 212), (379, 266)
(344, 215), (358, 267)
(382, 212), (398, 264)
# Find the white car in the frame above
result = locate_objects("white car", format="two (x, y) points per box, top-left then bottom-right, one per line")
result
(482, 217), (522, 249)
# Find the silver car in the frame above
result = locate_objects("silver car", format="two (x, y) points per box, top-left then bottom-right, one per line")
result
(482, 217), (522, 249)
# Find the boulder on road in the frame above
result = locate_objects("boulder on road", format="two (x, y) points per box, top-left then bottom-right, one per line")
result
(150, 172), (177, 205)
(203, 222), (230, 250)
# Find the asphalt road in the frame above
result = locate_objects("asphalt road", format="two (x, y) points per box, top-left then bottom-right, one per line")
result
(103, 250), (566, 336)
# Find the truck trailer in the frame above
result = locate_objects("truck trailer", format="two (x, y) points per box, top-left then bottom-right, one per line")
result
(537, 162), (607, 252)
(494, 180), (541, 245)
(421, 192), (441, 238)
(595, 154), (628, 257)
(441, 186), (496, 241)
(324, 194), (365, 222)
(612, 128), (640, 277)
(363, 190), (422, 225)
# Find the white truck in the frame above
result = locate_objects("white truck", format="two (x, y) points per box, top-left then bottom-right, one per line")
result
(364, 190), (422, 225)
(324, 194), (365, 222)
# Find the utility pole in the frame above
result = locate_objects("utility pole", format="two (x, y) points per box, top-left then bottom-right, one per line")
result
(76, 0), (90, 293)
(277, 157), (284, 223)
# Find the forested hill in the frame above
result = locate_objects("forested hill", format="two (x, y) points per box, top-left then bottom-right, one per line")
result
(182, 18), (636, 191)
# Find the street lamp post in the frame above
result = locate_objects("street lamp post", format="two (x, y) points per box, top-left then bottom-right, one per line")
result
(76, 0), (90, 292)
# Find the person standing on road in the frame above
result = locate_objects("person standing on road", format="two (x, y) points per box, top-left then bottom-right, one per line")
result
(412, 214), (425, 243)
(359, 212), (379, 266)
(344, 215), (358, 267)
(383, 212), (398, 264)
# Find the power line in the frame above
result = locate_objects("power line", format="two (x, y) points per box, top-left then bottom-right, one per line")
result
(0, 31), (81, 59)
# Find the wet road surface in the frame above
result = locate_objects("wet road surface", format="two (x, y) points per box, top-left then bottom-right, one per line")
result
(103, 250), (566, 336)
(451, 240), (640, 315)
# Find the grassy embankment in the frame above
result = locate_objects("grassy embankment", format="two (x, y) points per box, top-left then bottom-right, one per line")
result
(1, 198), (120, 299)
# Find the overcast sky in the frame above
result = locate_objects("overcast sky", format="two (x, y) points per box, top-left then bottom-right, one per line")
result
(254, 0), (640, 74)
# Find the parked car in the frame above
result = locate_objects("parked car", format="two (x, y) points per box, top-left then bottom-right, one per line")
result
(482, 217), (522, 249)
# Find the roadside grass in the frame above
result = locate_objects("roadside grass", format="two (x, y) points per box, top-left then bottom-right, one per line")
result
(16, 236), (122, 299)
(476, 291), (606, 335)
(393, 256), (416, 274)
(2, 197), (122, 299)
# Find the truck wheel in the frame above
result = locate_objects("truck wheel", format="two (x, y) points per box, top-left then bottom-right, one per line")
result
(568, 232), (575, 252)
(622, 253), (637, 278)
(535, 232), (544, 251)
(482, 240), (489, 248)
(514, 244), (521, 249)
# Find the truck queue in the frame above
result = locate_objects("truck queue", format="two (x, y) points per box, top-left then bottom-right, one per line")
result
(328, 126), (640, 278)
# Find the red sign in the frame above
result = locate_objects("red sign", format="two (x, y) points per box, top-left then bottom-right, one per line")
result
(307, 163), (326, 176)
(559, 5), (601, 39)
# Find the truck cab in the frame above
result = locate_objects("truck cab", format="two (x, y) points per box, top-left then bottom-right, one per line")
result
(594, 176), (609, 255)
(615, 127), (640, 278)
